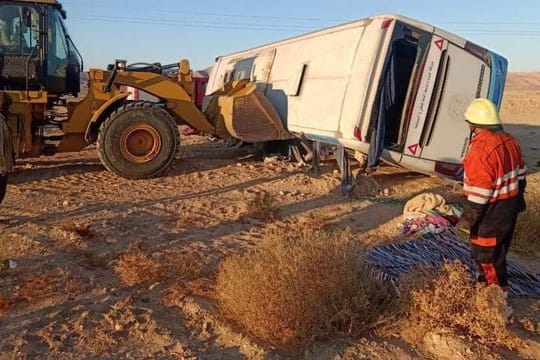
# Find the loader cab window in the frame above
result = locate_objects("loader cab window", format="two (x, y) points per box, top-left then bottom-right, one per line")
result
(0, 4), (38, 53)
(47, 9), (69, 78)
(46, 7), (81, 94)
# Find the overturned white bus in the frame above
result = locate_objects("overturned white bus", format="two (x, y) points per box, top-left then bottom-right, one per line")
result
(205, 14), (508, 179)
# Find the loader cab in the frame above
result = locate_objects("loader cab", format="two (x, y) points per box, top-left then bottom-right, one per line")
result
(0, 1), (82, 95)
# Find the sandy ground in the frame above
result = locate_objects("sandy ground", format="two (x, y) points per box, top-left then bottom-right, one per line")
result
(0, 74), (539, 359)
(501, 73), (540, 171)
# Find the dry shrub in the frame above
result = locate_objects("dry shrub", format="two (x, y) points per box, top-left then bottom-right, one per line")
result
(247, 191), (279, 220)
(215, 228), (395, 348)
(60, 221), (94, 239)
(115, 245), (210, 288)
(176, 214), (212, 229)
(37, 323), (68, 354)
(352, 176), (380, 200)
(513, 190), (540, 253)
(114, 252), (163, 287)
(18, 268), (80, 301)
(0, 233), (8, 270)
(162, 284), (186, 306)
(0, 294), (8, 313)
(399, 261), (520, 348)
(183, 278), (215, 297)
(162, 278), (215, 305)
(162, 251), (208, 281)
(0, 268), (81, 313)
(77, 329), (117, 357)
(81, 251), (110, 269)
(299, 213), (334, 231)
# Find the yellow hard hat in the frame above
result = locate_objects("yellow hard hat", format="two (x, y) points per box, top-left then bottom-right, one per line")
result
(464, 98), (501, 126)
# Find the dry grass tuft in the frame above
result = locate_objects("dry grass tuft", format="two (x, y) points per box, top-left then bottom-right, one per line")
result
(215, 228), (395, 348)
(115, 245), (210, 288)
(299, 213), (335, 231)
(49, 221), (94, 251)
(352, 176), (380, 200)
(162, 251), (209, 281)
(59, 220), (95, 239)
(114, 252), (164, 287)
(17, 268), (80, 301)
(0, 268), (82, 313)
(247, 191), (279, 220)
(176, 214), (212, 229)
(513, 190), (540, 253)
(0, 233), (9, 270)
(81, 251), (111, 269)
(399, 261), (521, 349)
(162, 278), (215, 306)
(0, 295), (8, 313)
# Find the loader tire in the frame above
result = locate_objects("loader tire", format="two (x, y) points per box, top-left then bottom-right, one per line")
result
(0, 174), (7, 205)
(97, 101), (179, 179)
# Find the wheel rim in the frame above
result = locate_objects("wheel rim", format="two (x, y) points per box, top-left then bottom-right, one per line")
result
(120, 124), (162, 163)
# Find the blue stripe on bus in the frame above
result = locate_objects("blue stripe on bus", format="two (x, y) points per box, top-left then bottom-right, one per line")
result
(487, 52), (508, 110)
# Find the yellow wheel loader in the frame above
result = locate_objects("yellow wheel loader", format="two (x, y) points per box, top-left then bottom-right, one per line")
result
(0, 0), (213, 180)
(0, 0), (290, 201)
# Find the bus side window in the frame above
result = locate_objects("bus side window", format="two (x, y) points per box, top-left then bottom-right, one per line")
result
(232, 57), (256, 81)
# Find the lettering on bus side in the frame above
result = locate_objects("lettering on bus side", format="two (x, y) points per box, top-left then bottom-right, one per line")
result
(460, 136), (470, 158)
(476, 65), (486, 98)
(413, 60), (435, 130)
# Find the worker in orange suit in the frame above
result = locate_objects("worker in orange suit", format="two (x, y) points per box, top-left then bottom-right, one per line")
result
(462, 98), (527, 294)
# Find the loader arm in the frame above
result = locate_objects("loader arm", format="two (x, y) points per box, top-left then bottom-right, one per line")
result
(112, 71), (216, 135)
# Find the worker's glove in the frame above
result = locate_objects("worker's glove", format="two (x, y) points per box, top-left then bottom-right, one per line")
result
(456, 217), (472, 231)
(456, 202), (483, 230)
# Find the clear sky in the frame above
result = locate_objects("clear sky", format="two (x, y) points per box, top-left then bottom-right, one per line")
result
(61, 0), (540, 72)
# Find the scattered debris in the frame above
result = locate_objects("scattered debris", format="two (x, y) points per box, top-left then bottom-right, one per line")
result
(399, 193), (462, 235)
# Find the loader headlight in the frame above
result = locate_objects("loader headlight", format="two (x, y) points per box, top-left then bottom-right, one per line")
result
(115, 59), (127, 71)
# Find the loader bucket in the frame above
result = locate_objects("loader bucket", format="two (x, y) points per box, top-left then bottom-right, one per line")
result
(207, 82), (292, 143)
